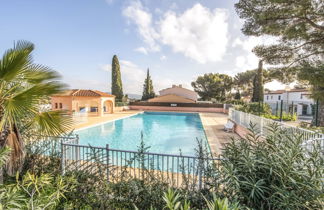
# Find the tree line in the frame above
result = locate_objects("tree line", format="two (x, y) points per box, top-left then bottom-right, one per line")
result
(193, 0), (324, 126)
(191, 59), (269, 103)
(234, 0), (324, 126)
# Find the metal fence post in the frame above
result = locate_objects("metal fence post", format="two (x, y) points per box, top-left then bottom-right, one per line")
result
(75, 135), (79, 165)
(198, 157), (203, 190)
(60, 139), (65, 175)
(280, 100), (283, 122)
(315, 99), (319, 126)
(106, 144), (110, 182)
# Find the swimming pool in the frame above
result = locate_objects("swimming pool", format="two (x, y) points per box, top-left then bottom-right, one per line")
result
(75, 112), (208, 156)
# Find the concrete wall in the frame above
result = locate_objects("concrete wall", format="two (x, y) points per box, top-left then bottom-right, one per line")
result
(233, 122), (250, 138)
(129, 105), (225, 113)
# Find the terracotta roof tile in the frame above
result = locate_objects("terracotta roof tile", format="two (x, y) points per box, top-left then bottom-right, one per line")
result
(54, 89), (115, 97)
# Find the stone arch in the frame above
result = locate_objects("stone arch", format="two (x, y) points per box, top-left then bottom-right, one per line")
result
(102, 99), (114, 114)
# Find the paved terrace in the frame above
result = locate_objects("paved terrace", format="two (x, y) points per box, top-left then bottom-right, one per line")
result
(72, 111), (238, 155)
(199, 113), (238, 155)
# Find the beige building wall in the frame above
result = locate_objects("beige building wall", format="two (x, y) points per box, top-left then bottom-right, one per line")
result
(51, 96), (115, 116)
(148, 94), (195, 103)
(51, 96), (72, 111)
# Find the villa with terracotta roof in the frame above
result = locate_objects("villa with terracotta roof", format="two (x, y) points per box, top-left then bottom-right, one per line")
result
(51, 89), (115, 116)
(148, 84), (198, 103)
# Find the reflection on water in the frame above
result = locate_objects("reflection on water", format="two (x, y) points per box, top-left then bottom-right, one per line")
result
(76, 112), (207, 156)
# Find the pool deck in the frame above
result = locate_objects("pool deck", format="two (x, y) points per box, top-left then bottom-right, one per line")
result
(73, 110), (142, 130)
(72, 110), (238, 155)
(199, 113), (238, 155)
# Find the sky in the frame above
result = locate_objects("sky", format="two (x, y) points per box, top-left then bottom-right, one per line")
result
(0, 0), (286, 95)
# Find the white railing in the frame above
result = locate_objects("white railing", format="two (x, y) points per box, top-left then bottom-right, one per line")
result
(228, 108), (324, 142)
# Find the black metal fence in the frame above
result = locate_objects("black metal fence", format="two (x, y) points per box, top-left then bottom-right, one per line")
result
(27, 135), (220, 189)
(266, 100), (320, 125)
(61, 141), (220, 189)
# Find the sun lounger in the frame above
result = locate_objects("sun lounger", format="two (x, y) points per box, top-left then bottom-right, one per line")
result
(224, 120), (235, 132)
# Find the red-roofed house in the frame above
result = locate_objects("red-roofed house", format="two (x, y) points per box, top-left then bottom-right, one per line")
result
(148, 84), (198, 103)
(51, 89), (115, 116)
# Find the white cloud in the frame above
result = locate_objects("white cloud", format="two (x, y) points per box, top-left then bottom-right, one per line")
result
(160, 55), (166, 60)
(233, 36), (278, 70)
(159, 4), (229, 63)
(123, 1), (160, 51)
(123, 2), (229, 63)
(134, 47), (148, 54)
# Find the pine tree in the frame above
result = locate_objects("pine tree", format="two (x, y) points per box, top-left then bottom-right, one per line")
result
(141, 69), (155, 101)
(111, 55), (123, 101)
(235, 0), (324, 125)
(251, 60), (264, 102)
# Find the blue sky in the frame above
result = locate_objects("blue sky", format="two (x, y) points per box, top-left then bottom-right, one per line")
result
(0, 0), (284, 95)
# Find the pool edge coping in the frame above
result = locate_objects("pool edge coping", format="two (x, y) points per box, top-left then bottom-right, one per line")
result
(199, 113), (222, 156)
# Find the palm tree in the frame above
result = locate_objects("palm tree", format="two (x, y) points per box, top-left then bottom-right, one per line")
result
(0, 41), (72, 176)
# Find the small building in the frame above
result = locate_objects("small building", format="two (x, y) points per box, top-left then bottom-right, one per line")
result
(264, 88), (314, 116)
(51, 89), (115, 116)
(148, 84), (198, 103)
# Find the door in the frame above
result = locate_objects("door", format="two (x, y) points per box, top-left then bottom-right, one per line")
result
(302, 105), (308, 115)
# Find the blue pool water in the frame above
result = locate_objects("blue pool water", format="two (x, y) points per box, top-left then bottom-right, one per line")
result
(75, 112), (208, 156)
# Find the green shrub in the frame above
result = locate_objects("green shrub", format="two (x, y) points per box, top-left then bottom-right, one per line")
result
(225, 99), (245, 105)
(219, 123), (324, 209)
(236, 102), (271, 115)
(0, 172), (71, 209)
(116, 101), (129, 107)
(262, 112), (297, 121)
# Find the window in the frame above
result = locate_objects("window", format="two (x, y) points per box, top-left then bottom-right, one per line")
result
(266, 96), (269, 100)
(90, 107), (98, 112)
(59, 103), (63, 109)
(79, 107), (86, 112)
(300, 95), (303, 99)
(271, 96), (273, 99)
(55, 103), (58, 109)
(278, 95), (281, 100)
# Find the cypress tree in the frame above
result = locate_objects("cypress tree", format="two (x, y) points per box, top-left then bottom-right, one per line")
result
(111, 55), (123, 101)
(251, 60), (264, 102)
(234, 90), (241, 100)
(141, 68), (155, 101)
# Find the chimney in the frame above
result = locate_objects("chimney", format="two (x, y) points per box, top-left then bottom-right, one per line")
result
(179, 84), (182, 88)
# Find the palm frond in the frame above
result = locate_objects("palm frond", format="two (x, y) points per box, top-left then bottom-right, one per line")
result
(0, 147), (10, 167)
(0, 40), (71, 176)
(0, 40), (34, 82)
(28, 110), (73, 136)
(23, 64), (62, 84)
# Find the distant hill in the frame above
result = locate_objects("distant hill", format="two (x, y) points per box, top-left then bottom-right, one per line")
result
(126, 93), (142, 100)
(106, 92), (141, 100)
